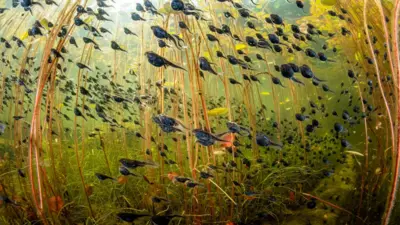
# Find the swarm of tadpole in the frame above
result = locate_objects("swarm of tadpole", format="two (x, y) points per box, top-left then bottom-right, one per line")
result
(0, 0), (399, 224)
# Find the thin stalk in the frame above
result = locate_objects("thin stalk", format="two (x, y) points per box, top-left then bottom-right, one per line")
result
(302, 193), (363, 221)
(361, 1), (398, 224)
(73, 42), (94, 217)
(383, 0), (400, 224)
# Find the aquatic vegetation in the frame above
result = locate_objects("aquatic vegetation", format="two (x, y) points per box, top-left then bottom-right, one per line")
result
(0, 0), (400, 224)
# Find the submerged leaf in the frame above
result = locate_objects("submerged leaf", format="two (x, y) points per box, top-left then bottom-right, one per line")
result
(40, 18), (49, 30)
(220, 133), (234, 148)
(235, 43), (247, 51)
(203, 52), (211, 61)
(20, 31), (29, 41)
(321, 0), (337, 6)
(208, 107), (228, 116)
(213, 149), (226, 155)
(84, 16), (94, 24)
(261, 91), (270, 96)
(118, 176), (128, 184)
(345, 151), (364, 157)
(85, 184), (94, 196)
(159, 2), (174, 14)
(48, 196), (63, 212)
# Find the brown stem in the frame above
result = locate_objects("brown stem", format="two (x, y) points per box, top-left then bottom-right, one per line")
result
(383, 0), (400, 224)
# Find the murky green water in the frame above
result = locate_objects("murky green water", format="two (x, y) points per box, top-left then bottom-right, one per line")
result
(0, 0), (399, 224)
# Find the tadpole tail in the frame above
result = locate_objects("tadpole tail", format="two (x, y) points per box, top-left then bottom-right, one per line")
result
(250, 15), (258, 20)
(209, 67), (218, 75)
(150, 9), (164, 19)
(270, 141), (283, 149)
(172, 34), (185, 48)
(238, 126), (251, 136)
(250, 0), (258, 5)
(166, 60), (186, 71)
(313, 76), (326, 82)
(168, 34), (181, 49)
(85, 66), (92, 71)
(32, 2), (44, 9)
(216, 131), (232, 137)
(291, 77), (305, 86)
(144, 160), (159, 168)
(281, 43), (290, 48)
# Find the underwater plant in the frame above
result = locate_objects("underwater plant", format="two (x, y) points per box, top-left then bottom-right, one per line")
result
(0, 0), (400, 224)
